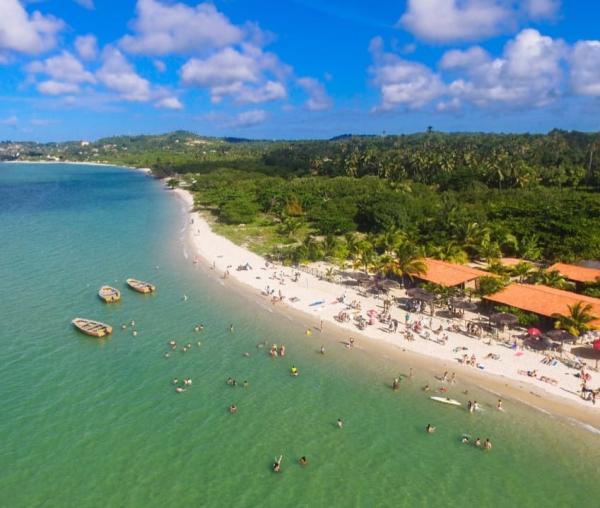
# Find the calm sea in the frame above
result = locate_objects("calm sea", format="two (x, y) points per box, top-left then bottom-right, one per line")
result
(0, 163), (598, 508)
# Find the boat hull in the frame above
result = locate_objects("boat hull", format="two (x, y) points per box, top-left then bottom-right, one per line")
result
(98, 286), (121, 303)
(72, 318), (113, 338)
(126, 278), (156, 293)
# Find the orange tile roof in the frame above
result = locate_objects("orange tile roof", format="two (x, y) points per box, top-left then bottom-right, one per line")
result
(484, 283), (600, 327)
(548, 263), (600, 283)
(417, 259), (490, 287)
(499, 257), (525, 267)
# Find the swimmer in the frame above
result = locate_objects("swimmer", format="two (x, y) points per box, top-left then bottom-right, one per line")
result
(186, 343), (192, 349)
(243, 380), (249, 388)
(130, 320), (135, 327)
(172, 378), (179, 385)
(474, 437), (481, 447)
(243, 352), (250, 357)
(229, 404), (237, 414)
(320, 345), (326, 354)
(164, 352), (170, 358)
(184, 378), (192, 386)
(467, 400), (473, 413)
(484, 438), (492, 450)
(298, 456), (308, 466)
(194, 325), (200, 332)
(229, 324), (234, 332)
(473, 400), (479, 412)
(226, 377), (234, 386)
(279, 344), (286, 357)
(273, 455), (283, 473)
(291, 366), (299, 377)
(496, 399), (504, 411)
(132, 330), (138, 336)
(121, 324), (127, 330)
(422, 384), (431, 392)
(183, 294), (188, 301)
(182, 347), (188, 353)
(426, 424), (436, 433)
(175, 387), (185, 393)
(197, 341), (202, 347)
(337, 418), (343, 429)
(461, 436), (470, 444)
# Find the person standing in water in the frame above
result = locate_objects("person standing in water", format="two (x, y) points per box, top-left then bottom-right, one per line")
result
(484, 438), (492, 450)
(392, 378), (400, 391)
(426, 424), (436, 433)
(298, 456), (308, 466)
(496, 399), (503, 411)
(337, 418), (343, 429)
(320, 345), (326, 354)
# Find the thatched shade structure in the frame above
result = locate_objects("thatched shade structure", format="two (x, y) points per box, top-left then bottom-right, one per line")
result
(490, 312), (519, 327)
(544, 329), (577, 343)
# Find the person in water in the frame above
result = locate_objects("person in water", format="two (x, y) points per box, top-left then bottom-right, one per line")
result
(291, 366), (299, 376)
(484, 438), (492, 450)
(337, 418), (343, 429)
(273, 455), (283, 473)
(426, 424), (436, 433)
(461, 436), (470, 444)
(392, 377), (400, 391)
(422, 384), (431, 392)
(229, 324), (234, 332)
(320, 345), (326, 354)
(474, 437), (481, 447)
(229, 404), (237, 414)
(298, 456), (308, 466)
(496, 399), (503, 411)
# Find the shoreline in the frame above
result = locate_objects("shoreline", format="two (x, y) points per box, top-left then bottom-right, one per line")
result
(171, 185), (600, 430)
(1, 159), (152, 174)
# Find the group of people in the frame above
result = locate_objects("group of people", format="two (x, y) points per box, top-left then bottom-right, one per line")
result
(461, 436), (493, 450)
(270, 344), (286, 359)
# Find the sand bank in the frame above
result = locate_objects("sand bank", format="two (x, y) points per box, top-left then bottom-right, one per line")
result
(172, 186), (600, 428)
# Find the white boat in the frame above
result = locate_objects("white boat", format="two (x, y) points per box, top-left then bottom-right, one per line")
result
(72, 318), (113, 338)
(430, 396), (462, 406)
(98, 285), (121, 303)
(126, 278), (156, 294)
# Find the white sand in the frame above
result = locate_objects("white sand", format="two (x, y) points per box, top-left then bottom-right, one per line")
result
(172, 186), (600, 421)
(2, 159), (152, 174)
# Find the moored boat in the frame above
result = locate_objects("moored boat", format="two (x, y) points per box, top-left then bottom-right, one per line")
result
(430, 396), (462, 406)
(98, 285), (121, 303)
(72, 318), (113, 338)
(126, 278), (156, 293)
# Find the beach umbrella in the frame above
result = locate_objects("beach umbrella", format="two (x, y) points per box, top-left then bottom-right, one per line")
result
(527, 327), (542, 336)
(406, 287), (436, 302)
(526, 338), (548, 351)
(450, 299), (478, 312)
(594, 339), (600, 350)
(490, 312), (519, 327)
(379, 279), (403, 291)
(571, 346), (600, 368)
(544, 329), (576, 343)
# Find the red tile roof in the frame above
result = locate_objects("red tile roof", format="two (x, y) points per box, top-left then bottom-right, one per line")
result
(417, 259), (489, 287)
(548, 263), (600, 283)
(484, 283), (600, 327)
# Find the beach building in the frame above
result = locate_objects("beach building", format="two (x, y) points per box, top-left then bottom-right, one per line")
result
(484, 283), (600, 328)
(547, 262), (600, 287)
(415, 258), (489, 289)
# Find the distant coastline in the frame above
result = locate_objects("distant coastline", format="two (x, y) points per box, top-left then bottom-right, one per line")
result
(1, 159), (153, 175)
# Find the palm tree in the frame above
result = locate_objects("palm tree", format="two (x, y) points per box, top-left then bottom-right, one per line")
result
(552, 301), (597, 337)
(519, 234), (542, 261)
(510, 261), (534, 283)
(428, 241), (469, 264)
(280, 217), (302, 239)
(529, 268), (573, 290)
(353, 241), (376, 274)
(392, 242), (426, 286)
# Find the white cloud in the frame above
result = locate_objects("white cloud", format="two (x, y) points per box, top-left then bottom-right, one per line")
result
(75, 35), (98, 60)
(399, 0), (560, 44)
(569, 40), (600, 97)
(96, 47), (152, 102)
(444, 29), (566, 107)
(0, 0), (64, 55)
(1, 115), (18, 127)
(74, 0), (95, 9)
(153, 59), (166, 72)
(297, 77), (333, 111)
(231, 109), (267, 127)
(181, 45), (288, 104)
(155, 96), (183, 110)
(121, 0), (242, 55)
(37, 80), (81, 95)
(370, 39), (445, 110)
(27, 51), (95, 85)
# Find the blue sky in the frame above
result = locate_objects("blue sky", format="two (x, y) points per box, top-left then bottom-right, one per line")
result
(0, 0), (599, 141)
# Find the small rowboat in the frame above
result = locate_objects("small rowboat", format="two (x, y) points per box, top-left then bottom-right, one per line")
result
(72, 318), (113, 338)
(430, 396), (461, 406)
(126, 278), (156, 294)
(98, 285), (121, 303)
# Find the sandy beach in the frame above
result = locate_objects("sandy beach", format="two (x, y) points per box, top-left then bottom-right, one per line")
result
(169, 186), (600, 429)
(2, 159), (153, 174)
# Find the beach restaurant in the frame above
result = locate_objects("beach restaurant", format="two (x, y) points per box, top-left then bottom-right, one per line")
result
(547, 262), (600, 287)
(415, 258), (489, 289)
(484, 283), (600, 328)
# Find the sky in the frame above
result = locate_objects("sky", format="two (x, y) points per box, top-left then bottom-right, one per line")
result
(0, 0), (599, 141)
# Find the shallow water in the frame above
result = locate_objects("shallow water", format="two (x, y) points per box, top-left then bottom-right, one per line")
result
(0, 163), (598, 508)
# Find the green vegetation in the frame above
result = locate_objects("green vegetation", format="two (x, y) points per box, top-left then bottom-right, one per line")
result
(552, 301), (598, 336)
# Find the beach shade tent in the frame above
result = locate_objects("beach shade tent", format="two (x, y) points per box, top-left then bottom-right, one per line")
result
(406, 287), (436, 302)
(379, 279), (403, 291)
(571, 345), (600, 368)
(543, 329), (577, 344)
(490, 312), (519, 327)
(450, 299), (478, 312)
(526, 338), (549, 351)
(527, 327), (542, 336)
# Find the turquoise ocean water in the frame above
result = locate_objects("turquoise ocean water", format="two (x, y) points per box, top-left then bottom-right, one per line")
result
(0, 163), (598, 508)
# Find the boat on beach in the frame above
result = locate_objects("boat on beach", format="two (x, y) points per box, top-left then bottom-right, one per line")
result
(72, 318), (113, 337)
(430, 396), (462, 406)
(126, 278), (156, 293)
(98, 285), (121, 303)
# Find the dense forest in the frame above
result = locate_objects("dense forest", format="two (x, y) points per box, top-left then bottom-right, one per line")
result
(5, 129), (600, 266)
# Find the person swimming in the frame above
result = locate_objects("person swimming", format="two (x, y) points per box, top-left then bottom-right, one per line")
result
(337, 418), (343, 429)
(172, 378), (179, 385)
(272, 455), (283, 473)
(229, 404), (237, 414)
(483, 438), (492, 450)
(298, 456), (308, 466)
(496, 399), (504, 411)
(291, 366), (299, 377)
(320, 345), (326, 354)
(229, 324), (234, 332)
(392, 377), (400, 391)
(422, 384), (431, 392)
(474, 437), (481, 447)
(243, 380), (249, 388)
(175, 386), (185, 393)
(461, 436), (470, 444)
(426, 424), (436, 433)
